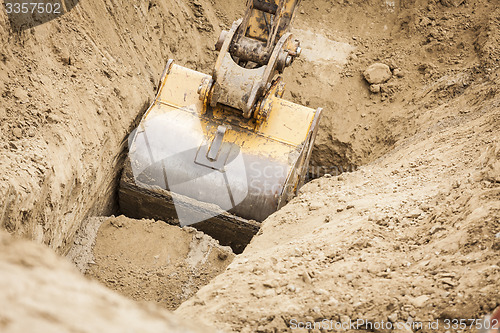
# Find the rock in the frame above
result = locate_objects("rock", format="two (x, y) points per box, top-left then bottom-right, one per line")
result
(419, 17), (432, 27)
(393, 68), (404, 77)
(363, 63), (392, 84)
(406, 208), (423, 219)
(109, 218), (123, 228)
(370, 84), (381, 93)
(293, 248), (303, 257)
(46, 114), (60, 124)
(12, 127), (22, 139)
(301, 270), (312, 284)
(12, 87), (28, 101)
(264, 289), (276, 297)
(263, 281), (277, 288)
(388, 312), (398, 322)
(409, 295), (430, 308)
(440, 278), (456, 288)
(27, 128), (36, 137)
(217, 252), (228, 261)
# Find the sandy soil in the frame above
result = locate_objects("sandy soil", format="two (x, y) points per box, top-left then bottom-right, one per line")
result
(173, 1), (500, 331)
(80, 215), (234, 310)
(177, 90), (500, 331)
(0, 0), (222, 253)
(0, 230), (214, 333)
(1, 0), (499, 331)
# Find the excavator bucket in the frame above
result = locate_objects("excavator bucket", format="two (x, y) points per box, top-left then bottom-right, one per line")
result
(119, 61), (320, 253)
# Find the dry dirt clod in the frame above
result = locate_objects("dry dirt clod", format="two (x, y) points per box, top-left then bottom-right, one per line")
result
(370, 84), (381, 93)
(409, 295), (430, 308)
(217, 251), (228, 261)
(12, 127), (22, 139)
(363, 63), (392, 84)
(393, 68), (404, 77)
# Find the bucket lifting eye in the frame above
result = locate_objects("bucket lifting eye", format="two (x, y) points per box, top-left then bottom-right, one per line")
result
(207, 125), (227, 161)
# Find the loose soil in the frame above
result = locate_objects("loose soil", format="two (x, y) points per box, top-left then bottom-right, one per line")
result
(0, 0), (499, 331)
(78, 215), (234, 310)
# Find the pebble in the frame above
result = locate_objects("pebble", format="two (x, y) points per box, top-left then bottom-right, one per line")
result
(388, 312), (398, 322)
(264, 289), (276, 297)
(27, 128), (36, 137)
(301, 270), (312, 284)
(440, 277), (456, 287)
(218, 252), (228, 260)
(409, 295), (430, 308)
(419, 16), (432, 27)
(13, 87), (28, 101)
(370, 84), (381, 93)
(393, 68), (404, 77)
(406, 208), (423, 218)
(293, 248), (303, 257)
(263, 281), (277, 288)
(12, 128), (22, 139)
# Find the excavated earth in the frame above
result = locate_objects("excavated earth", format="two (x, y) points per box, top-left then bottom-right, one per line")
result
(1, 0), (499, 332)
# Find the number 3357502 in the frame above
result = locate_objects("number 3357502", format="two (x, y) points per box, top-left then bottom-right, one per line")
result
(4, 2), (62, 14)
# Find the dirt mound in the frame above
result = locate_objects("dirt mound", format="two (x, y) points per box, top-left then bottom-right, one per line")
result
(82, 216), (234, 310)
(0, 230), (214, 333)
(0, 0), (223, 253)
(177, 79), (500, 332)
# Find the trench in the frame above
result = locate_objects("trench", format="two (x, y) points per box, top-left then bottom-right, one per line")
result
(63, 0), (405, 311)
(2, 0), (498, 327)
